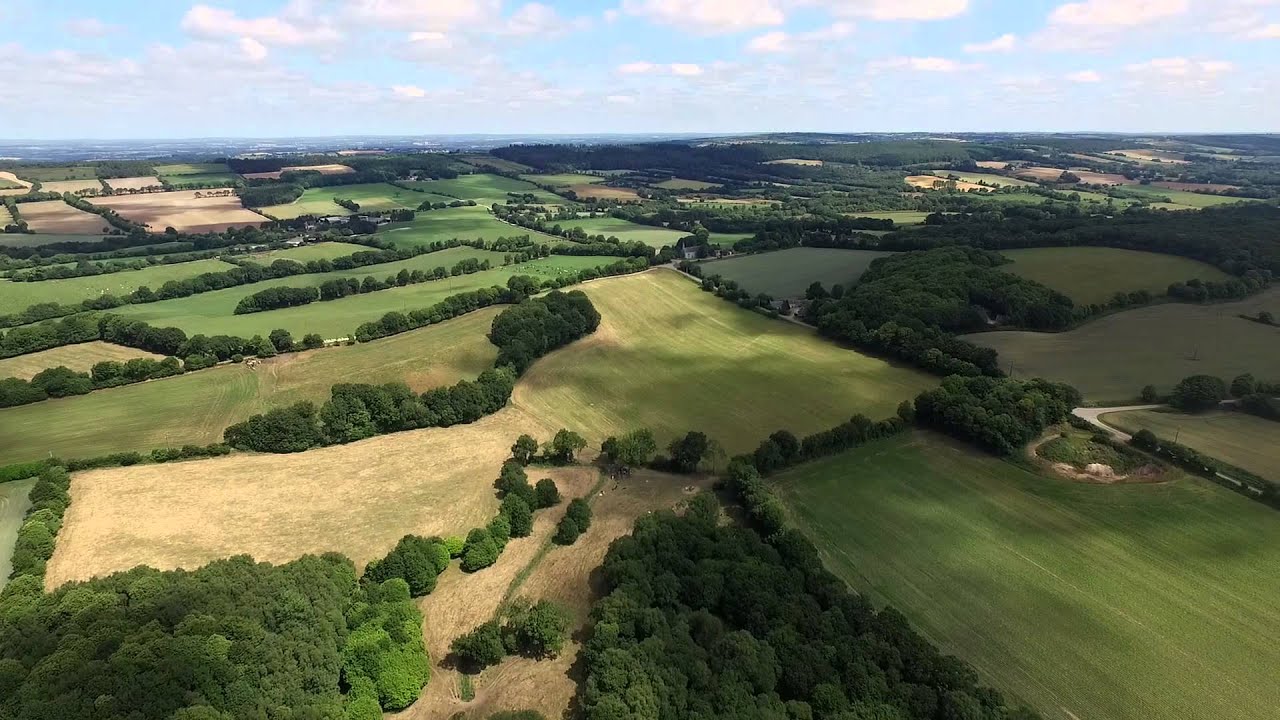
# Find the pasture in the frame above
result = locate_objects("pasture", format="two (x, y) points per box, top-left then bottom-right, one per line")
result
(0, 306), (503, 467)
(0, 205), (11, 226)
(1000, 247), (1231, 305)
(1101, 409), (1280, 482)
(241, 164), (354, 180)
(327, 182), (423, 211)
(774, 431), (1280, 720)
(14, 200), (111, 235)
(1104, 148), (1188, 163)
(967, 288), (1280, 402)
(567, 184), (642, 201)
(707, 231), (754, 247)
(0, 172), (33, 195)
(0, 234), (106, 248)
(849, 210), (929, 225)
(520, 172), (605, 186)
(108, 252), (612, 338)
(0, 479), (35, 590)
(699, 247), (892, 297)
(1014, 167), (1134, 185)
(90, 190), (267, 233)
(1118, 185), (1253, 209)
(378, 205), (565, 247)
(401, 174), (562, 204)
(37, 179), (104, 194)
(653, 178), (720, 190)
(241, 241), (369, 263)
(564, 216), (686, 247)
(0, 257), (236, 308)
(161, 173), (240, 187)
(1152, 181), (1239, 193)
(0, 342), (163, 380)
(102, 176), (163, 191)
(257, 187), (354, 219)
(10, 166), (96, 182)
(152, 163), (232, 175)
(513, 270), (936, 453)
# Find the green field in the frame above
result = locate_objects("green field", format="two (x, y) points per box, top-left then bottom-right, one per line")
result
(653, 178), (721, 190)
(564, 216), (687, 247)
(0, 478), (35, 589)
(0, 177), (22, 190)
(110, 252), (615, 338)
(241, 241), (369, 263)
(707, 232), (754, 248)
(1102, 409), (1280, 482)
(258, 188), (354, 219)
(515, 270), (935, 453)
(161, 173), (240, 187)
(400, 174), (562, 204)
(0, 234), (107, 248)
(1118, 185), (1256, 209)
(929, 170), (1036, 187)
(0, 342), (162, 380)
(12, 166), (98, 182)
(1001, 247), (1232, 305)
(774, 432), (1280, 720)
(0, 308), (503, 465)
(967, 288), (1280, 402)
(699, 248), (893, 297)
(520, 173), (605, 186)
(153, 163), (232, 175)
(377, 206), (565, 247)
(848, 210), (930, 225)
(0, 258), (237, 309)
(258, 183), (423, 219)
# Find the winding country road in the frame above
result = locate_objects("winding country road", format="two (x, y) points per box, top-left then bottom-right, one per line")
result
(1072, 404), (1163, 442)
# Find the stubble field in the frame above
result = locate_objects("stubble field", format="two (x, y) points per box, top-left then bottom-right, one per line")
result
(12, 200), (111, 234)
(90, 190), (267, 233)
(0, 342), (163, 380)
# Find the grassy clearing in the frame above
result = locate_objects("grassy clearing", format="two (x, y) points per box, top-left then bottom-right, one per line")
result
(0, 176), (25, 190)
(12, 166), (97, 182)
(402, 174), (562, 204)
(153, 163), (232, 175)
(161, 173), (240, 187)
(0, 307), (503, 467)
(0, 478), (35, 590)
(1102, 409), (1280, 482)
(258, 188), (356, 219)
(520, 172), (605, 186)
(848, 210), (930, 225)
(0, 342), (163, 380)
(514, 270), (935, 453)
(653, 178), (721, 190)
(109, 252), (614, 338)
(1001, 247), (1232, 305)
(1117, 185), (1255, 209)
(774, 431), (1280, 720)
(378, 206), (565, 247)
(967, 288), (1280, 403)
(0, 257), (237, 308)
(564, 216), (686, 247)
(699, 247), (893, 297)
(240, 241), (370, 263)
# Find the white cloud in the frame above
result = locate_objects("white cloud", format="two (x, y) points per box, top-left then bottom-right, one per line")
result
(799, 0), (969, 21)
(671, 63), (704, 75)
(1248, 22), (1280, 37)
(1066, 69), (1102, 82)
(1047, 0), (1189, 27)
(239, 37), (268, 62)
(392, 84), (426, 98)
(606, 94), (636, 104)
(869, 56), (981, 72)
(343, 0), (500, 30)
(65, 18), (119, 37)
(748, 31), (792, 52)
(963, 33), (1016, 53)
(746, 22), (853, 53)
(621, 0), (785, 34)
(1126, 57), (1233, 76)
(618, 61), (657, 74)
(500, 3), (592, 36)
(181, 3), (341, 46)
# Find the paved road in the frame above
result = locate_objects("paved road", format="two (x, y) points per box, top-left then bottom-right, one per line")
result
(1072, 405), (1163, 442)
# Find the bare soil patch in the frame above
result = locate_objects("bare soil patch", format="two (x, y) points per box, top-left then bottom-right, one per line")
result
(906, 175), (989, 192)
(1026, 431), (1165, 485)
(242, 163), (355, 180)
(90, 190), (267, 233)
(975, 161), (1013, 169)
(103, 176), (163, 191)
(15, 200), (110, 234)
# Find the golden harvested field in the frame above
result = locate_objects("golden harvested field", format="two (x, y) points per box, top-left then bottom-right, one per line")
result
(0, 342), (162, 380)
(37, 178), (103, 194)
(567, 183), (641, 200)
(90, 190), (268, 233)
(15, 200), (110, 234)
(1153, 181), (1240, 193)
(906, 175), (989, 192)
(1105, 149), (1188, 163)
(764, 158), (823, 166)
(242, 163), (355, 180)
(44, 407), (579, 588)
(103, 176), (163, 191)
(0, 171), (33, 196)
(975, 160), (1013, 169)
(0, 205), (11, 225)
(1014, 166), (1135, 185)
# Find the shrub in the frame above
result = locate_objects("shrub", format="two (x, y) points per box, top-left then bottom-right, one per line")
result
(502, 495), (534, 538)
(443, 535), (465, 558)
(1140, 384), (1159, 403)
(451, 620), (505, 669)
(511, 434), (539, 465)
(553, 517), (580, 545)
(534, 478), (560, 508)
(461, 528), (500, 572)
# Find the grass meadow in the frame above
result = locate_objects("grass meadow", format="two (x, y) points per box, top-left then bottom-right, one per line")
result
(1118, 185), (1256, 209)
(378, 206), (566, 247)
(12, 166), (97, 182)
(514, 269), (936, 453)
(108, 252), (616, 338)
(967, 288), (1280, 402)
(161, 173), (240, 187)
(0, 234), (108, 248)
(699, 247), (893, 297)
(0, 342), (163, 380)
(240, 241), (370, 263)
(653, 178), (721, 190)
(400, 174), (562, 204)
(0, 478), (35, 589)
(520, 173), (605, 186)
(153, 163), (232, 175)
(774, 431), (1280, 720)
(0, 307), (504, 466)
(564, 216), (687, 247)
(0, 258), (237, 308)
(1102, 409), (1280, 481)
(848, 210), (930, 225)
(1001, 247), (1232, 305)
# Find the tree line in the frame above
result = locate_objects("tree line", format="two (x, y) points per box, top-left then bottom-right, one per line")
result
(914, 375), (1081, 455)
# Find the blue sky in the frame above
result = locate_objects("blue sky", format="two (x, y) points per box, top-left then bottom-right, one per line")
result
(1, 0), (1277, 138)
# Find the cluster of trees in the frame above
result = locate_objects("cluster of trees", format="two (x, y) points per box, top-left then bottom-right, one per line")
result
(915, 376), (1081, 455)
(0, 357), (184, 408)
(415, 197), (478, 211)
(598, 427), (718, 474)
(489, 289), (601, 373)
(363, 534), (452, 597)
(7, 465), (72, 581)
(334, 197), (360, 212)
(450, 598), (572, 671)
(579, 493), (1034, 720)
(1162, 373), (1280, 420)
(233, 285), (319, 314)
(9, 249), (223, 282)
(461, 437), (572, 572)
(554, 498), (593, 545)
(239, 258), (499, 314)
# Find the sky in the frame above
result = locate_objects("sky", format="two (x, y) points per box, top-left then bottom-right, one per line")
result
(1, 0), (1278, 138)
